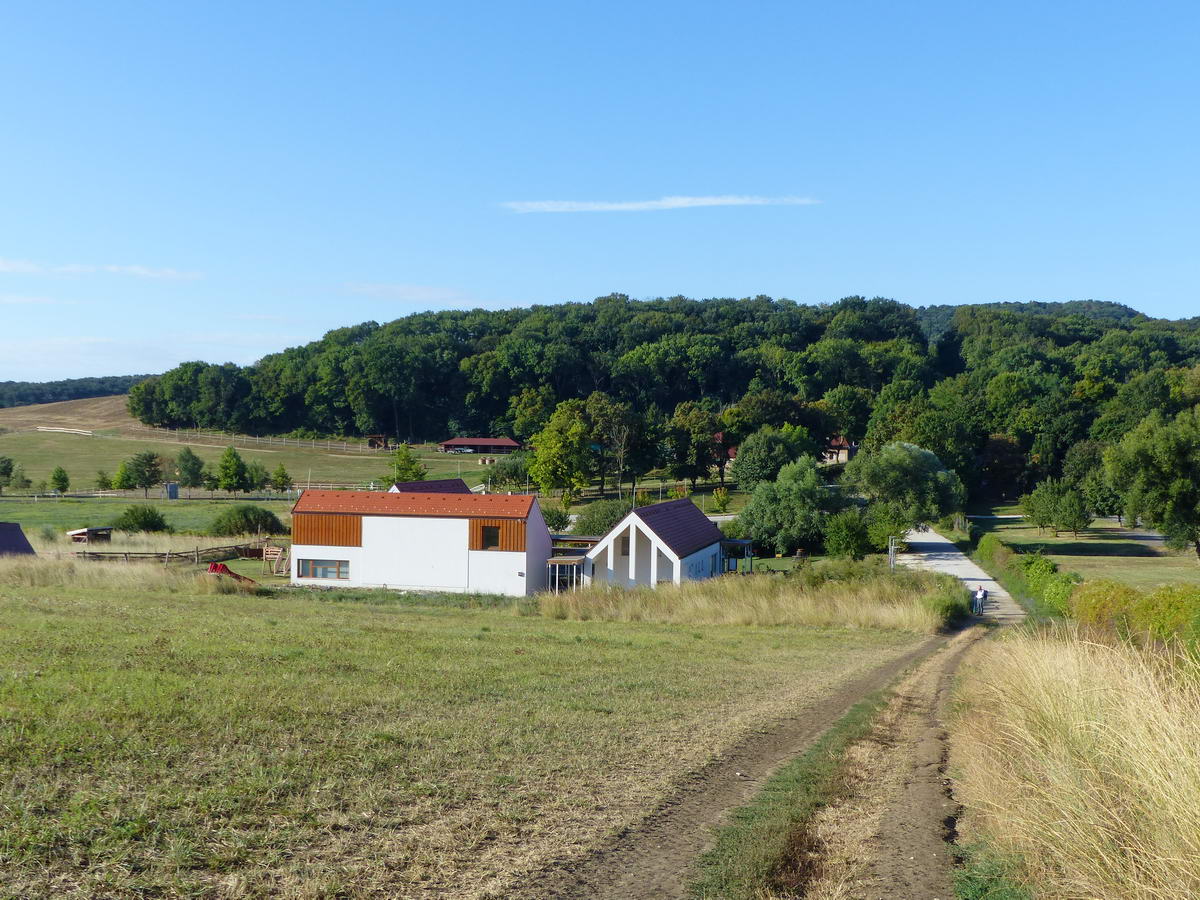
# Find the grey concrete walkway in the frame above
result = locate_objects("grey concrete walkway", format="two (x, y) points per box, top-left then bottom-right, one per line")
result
(899, 530), (1026, 624)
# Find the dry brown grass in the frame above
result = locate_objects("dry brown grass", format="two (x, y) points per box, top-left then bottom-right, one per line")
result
(951, 624), (1200, 899)
(540, 568), (965, 633)
(0, 556), (255, 593)
(27, 530), (270, 554)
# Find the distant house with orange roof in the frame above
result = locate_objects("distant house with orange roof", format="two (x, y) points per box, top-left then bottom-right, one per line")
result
(289, 489), (551, 596)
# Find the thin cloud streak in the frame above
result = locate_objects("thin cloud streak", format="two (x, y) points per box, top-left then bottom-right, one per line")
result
(0, 257), (200, 279)
(502, 194), (821, 213)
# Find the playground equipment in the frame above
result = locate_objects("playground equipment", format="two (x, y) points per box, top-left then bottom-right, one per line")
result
(262, 544), (290, 576)
(206, 562), (257, 585)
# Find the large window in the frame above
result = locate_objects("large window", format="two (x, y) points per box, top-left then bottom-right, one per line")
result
(481, 525), (501, 550)
(298, 558), (350, 580)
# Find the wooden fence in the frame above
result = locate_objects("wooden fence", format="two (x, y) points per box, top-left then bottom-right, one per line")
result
(64, 537), (274, 565)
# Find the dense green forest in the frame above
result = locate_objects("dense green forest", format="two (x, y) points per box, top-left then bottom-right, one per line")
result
(126, 295), (1200, 498)
(0, 374), (148, 409)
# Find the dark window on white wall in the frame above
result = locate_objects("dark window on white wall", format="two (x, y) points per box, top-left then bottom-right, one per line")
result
(298, 559), (350, 579)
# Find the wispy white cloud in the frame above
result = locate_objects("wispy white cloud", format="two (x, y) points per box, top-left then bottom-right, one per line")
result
(346, 282), (477, 305)
(502, 194), (821, 214)
(0, 256), (200, 279)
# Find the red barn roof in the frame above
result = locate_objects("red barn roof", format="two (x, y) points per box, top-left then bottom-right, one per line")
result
(294, 489), (534, 519)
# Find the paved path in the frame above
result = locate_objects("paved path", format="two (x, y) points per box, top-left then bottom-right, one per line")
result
(900, 530), (1026, 624)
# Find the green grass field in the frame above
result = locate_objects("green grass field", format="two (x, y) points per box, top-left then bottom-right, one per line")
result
(0, 430), (489, 488)
(0, 575), (923, 898)
(0, 497), (294, 536)
(971, 512), (1200, 589)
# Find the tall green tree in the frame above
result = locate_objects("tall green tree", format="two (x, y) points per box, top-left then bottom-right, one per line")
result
(49, 466), (69, 493)
(127, 451), (163, 498)
(668, 401), (719, 489)
(112, 460), (135, 491)
(216, 446), (248, 493)
(245, 461), (269, 492)
(842, 442), (964, 531)
(739, 456), (841, 555)
(730, 425), (817, 491)
(388, 444), (428, 483)
(270, 463), (294, 492)
(175, 447), (206, 496)
(1107, 407), (1200, 560)
(1055, 488), (1093, 538)
(529, 399), (592, 499)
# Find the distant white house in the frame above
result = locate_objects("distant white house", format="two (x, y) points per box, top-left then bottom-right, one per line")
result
(290, 490), (552, 596)
(545, 499), (734, 591)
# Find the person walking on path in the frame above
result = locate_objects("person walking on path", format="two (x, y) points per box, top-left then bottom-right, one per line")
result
(972, 585), (986, 616)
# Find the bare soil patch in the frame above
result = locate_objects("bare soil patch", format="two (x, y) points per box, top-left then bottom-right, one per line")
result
(512, 635), (947, 899)
(790, 627), (986, 900)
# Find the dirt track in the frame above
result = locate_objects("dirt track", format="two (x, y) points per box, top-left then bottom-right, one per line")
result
(513, 636), (947, 899)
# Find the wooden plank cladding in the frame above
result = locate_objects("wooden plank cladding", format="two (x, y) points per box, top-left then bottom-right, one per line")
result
(293, 513), (363, 547)
(469, 517), (525, 552)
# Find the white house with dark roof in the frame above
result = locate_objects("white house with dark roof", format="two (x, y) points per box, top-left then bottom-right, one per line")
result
(290, 490), (551, 596)
(581, 498), (726, 589)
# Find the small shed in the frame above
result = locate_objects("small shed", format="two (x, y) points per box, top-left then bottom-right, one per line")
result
(67, 526), (114, 544)
(0, 522), (36, 556)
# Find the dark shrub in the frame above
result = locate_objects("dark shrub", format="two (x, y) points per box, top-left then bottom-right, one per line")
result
(112, 505), (170, 533)
(572, 498), (635, 536)
(209, 504), (286, 536)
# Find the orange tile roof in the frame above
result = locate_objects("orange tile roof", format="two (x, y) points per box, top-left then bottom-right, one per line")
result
(293, 490), (535, 519)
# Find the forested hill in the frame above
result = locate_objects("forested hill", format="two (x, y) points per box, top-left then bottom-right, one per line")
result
(0, 374), (150, 409)
(913, 299), (1141, 341)
(127, 294), (1200, 492)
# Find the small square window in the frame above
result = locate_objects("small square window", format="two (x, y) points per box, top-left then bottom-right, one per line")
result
(482, 525), (501, 550)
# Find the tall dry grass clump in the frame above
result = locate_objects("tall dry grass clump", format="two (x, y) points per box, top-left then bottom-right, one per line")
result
(0, 556), (255, 594)
(952, 624), (1200, 898)
(539, 567), (964, 633)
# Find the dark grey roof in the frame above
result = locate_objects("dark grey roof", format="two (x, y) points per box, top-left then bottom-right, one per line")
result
(0, 522), (35, 556)
(633, 499), (723, 559)
(390, 478), (472, 494)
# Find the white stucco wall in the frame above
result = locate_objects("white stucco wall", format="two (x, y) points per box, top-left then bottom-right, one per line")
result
(679, 543), (721, 582)
(290, 543), (365, 585)
(361, 515), (469, 590)
(291, 513), (539, 596)
(466, 549), (528, 595)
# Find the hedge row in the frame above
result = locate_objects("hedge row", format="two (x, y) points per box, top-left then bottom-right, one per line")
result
(974, 533), (1200, 643)
(1072, 580), (1200, 643)
(973, 534), (1080, 617)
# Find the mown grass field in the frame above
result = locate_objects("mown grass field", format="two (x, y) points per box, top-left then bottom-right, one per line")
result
(0, 570), (928, 898)
(971, 513), (1200, 589)
(0, 497), (295, 536)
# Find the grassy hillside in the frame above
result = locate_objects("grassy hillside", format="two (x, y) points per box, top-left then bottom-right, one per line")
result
(0, 570), (924, 898)
(0, 396), (488, 487)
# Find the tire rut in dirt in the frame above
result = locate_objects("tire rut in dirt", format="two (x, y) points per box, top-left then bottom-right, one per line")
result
(514, 636), (946, 900)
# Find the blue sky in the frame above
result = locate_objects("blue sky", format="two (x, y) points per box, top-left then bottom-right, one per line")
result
(2, 1), (1197, 379)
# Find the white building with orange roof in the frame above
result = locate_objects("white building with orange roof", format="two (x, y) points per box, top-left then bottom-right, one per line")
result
(289, 489), (552, 596)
